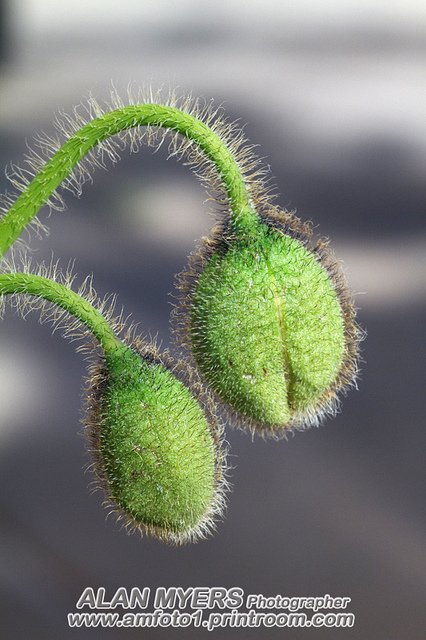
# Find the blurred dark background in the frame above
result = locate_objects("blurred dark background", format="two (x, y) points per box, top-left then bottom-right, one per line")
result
(0, 2), (425, 639)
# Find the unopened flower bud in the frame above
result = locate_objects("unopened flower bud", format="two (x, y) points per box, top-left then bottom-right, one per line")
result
(176, 209), (360, 435)
(85, 344), (226, 543)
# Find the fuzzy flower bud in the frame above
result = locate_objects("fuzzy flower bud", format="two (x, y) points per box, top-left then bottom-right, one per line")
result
(176, 210), (360, 435)
(85, 344), (226, 543)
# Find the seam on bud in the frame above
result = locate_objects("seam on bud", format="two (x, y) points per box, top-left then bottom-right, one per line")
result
(270, 279), (295, 407)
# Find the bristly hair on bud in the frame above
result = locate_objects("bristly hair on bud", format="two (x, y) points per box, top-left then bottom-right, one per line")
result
(173, 203), (363, 440)
(83, 336), (229, 545)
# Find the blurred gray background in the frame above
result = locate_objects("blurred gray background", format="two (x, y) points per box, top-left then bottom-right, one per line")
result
(0, 1), (425, 638)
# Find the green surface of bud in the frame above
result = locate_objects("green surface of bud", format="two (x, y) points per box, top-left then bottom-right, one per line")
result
(187, 216), (356, 433)
(86, 346), (225, 543)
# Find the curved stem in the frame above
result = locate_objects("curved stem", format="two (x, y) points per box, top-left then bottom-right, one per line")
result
(0, 105), (257, 257)
(0, 272), (126, 356)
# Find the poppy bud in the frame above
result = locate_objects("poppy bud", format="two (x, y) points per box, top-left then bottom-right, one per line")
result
(85, 343), (227, 543)
(175, 209), (360, 436)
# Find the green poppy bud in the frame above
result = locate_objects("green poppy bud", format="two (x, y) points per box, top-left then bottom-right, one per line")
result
(175, 209), (360, 436)
(85, 343), (227, 543)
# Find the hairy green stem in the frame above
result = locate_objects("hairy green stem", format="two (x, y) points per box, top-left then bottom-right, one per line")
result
(0, 272), (126, 355)
(0, 105), (257, 257)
